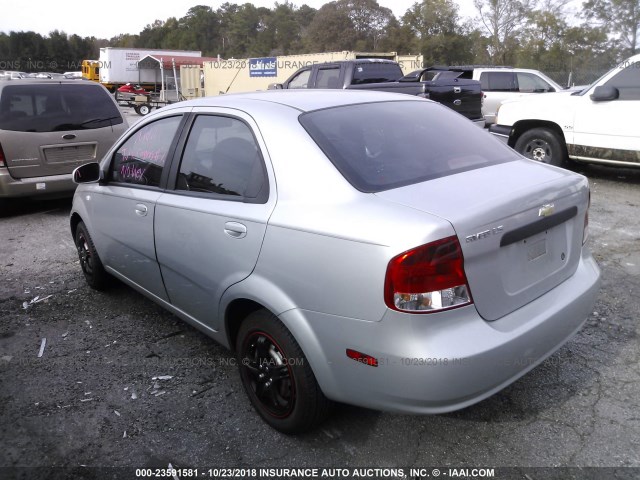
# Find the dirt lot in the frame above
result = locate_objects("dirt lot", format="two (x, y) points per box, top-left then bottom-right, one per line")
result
(0, 163), (639, 478)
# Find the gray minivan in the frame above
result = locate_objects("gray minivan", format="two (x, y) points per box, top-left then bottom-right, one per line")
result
(0, 79), (127, 200)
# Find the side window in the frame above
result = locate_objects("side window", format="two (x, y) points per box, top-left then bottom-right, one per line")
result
(604, 62), (640, 100)
(316, 68), (341, 89)
(176, 115), (267, 201)
(288, 69), (311, 89)
(110, 116), (182, 187)
(517, 73), (553, 92)
(480, 72), (518, 92)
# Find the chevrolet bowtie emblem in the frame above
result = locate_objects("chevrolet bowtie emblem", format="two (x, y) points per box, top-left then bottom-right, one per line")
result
(539, 204), (555, 217)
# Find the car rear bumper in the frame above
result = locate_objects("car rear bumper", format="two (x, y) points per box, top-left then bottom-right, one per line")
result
(488, 124), (512, 144)
(0, 168), (76, 198)
(284, 248), (600, 414)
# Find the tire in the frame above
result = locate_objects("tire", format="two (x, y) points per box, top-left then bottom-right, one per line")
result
(133, 105), (141, 115)
(75, 221), (110, 290)
(236, 309), (331, 434)
(514, 128), (567, 167)
(138, 104), (151, 116)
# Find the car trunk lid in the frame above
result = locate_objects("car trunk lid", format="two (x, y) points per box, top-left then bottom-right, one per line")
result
(375, 160), (589, 321)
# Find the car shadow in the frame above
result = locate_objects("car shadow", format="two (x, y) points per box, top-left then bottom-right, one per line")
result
(0, 197), (72, 218)
(572, 163), (640, 184)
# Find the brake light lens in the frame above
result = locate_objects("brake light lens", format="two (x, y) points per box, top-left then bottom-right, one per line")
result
(583, 188), (591, 245)
(384, 236), (472, 313)
(0, 143), (6, 167)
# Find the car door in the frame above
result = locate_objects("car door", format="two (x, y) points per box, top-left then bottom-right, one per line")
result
(478, 71), (518, 124)
(573, 61), (640, 164)
(154, 109), (275, 330)
(91, 114), (186, 301)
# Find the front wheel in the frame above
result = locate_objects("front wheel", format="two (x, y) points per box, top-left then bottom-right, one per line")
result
(514, 128), (567, 167)
(236, 309), (331, 433)
(138, 104), (151, 116)
(75, 221), (110, 290)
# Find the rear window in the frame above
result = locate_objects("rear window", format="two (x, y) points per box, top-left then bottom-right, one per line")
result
(351, 63), (403, 85)
(299, 101), (517, 193)
(0, 83), (123, 132)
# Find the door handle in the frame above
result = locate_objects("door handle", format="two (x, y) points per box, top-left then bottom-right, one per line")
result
(135, 203), (148, 216)
(224, 222), (247, 239)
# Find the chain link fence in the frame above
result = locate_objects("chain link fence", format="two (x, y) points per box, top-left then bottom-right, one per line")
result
(545, 69), (608, 88)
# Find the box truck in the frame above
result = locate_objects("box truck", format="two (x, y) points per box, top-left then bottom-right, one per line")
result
(82, 48), (202, 92)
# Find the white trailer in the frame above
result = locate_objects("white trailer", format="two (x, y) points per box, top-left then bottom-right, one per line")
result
(97, 47), (201, 92)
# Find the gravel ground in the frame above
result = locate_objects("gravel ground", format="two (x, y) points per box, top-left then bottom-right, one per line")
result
(0, 163), (639, 478)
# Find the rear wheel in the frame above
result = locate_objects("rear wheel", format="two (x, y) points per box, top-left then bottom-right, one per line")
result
(75, 221), (110, 290)
(138, 104), (151, 116)
(236, 309), (331, 434)
(514, 128), (567, 167)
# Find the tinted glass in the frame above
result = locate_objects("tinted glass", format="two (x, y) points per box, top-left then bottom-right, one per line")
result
(517, 73), (553, 92)
(110, 116), (182, 188)
(288, 69), (311, 89)
(480, 72), (517, 91)
(351, 63), (403, 84)
(299, 101), (517, 193)
(176, 115), (266, 199)
(604, 62), (640, 100)
(0, 83), (124, 132)
(316, 68), (341, 88)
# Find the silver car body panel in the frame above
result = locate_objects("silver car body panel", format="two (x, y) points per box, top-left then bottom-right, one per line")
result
(376, 160), (588, 320)
(72, 90), (600, 414)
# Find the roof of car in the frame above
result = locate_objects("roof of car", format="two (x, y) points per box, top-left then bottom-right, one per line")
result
(179, 89), (419, 113)
(0, 79), (101, 88)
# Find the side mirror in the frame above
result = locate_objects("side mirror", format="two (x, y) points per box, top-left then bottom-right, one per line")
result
(591, 85), (619, 102)
(267, 83), (284, 90)
(73, 162), (101, 184)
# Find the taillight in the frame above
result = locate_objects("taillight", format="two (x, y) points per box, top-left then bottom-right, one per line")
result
(583, 188), (591, 245)
(384, 236), (472, 314)
(0, 143), (6, 167)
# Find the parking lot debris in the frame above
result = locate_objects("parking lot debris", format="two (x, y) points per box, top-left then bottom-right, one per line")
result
(123, 431), (127, 438)
(152, 375), (173, 380)
(131, 391), (138, 400)
(114, 410), (121, 417)
(80, 398), (94, 402)
(24, 295), (54, 309)
(168, 463), (179, 480)
(37, 338), (46, 357)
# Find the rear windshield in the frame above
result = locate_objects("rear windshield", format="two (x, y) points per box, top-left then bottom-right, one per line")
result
(351, 63), (403, 85)
(299, 101), (517, 193)
(0, 83), (123, 132)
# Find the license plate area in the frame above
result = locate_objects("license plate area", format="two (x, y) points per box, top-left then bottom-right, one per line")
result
(501, 225), (568, 295)
(42, 143), (96, 164)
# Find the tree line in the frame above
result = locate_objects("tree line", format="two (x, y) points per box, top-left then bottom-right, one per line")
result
(1, 0), (638, 84)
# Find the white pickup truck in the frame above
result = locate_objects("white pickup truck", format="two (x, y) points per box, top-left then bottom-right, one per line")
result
(489, 54), (640, 168)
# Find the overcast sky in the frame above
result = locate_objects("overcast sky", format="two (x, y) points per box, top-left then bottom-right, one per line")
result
(1, 0), (481, 39)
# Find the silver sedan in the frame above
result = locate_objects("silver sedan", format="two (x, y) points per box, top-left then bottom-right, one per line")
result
(70, 90), (601, 433)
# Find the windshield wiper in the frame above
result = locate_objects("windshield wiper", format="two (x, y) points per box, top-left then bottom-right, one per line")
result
(78, 116), (121, 127)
